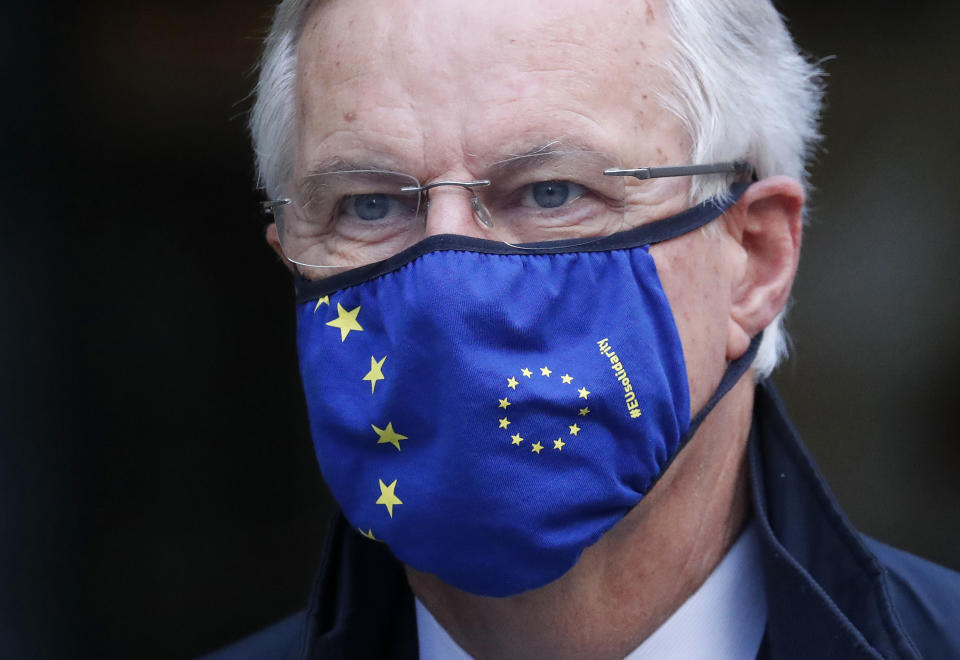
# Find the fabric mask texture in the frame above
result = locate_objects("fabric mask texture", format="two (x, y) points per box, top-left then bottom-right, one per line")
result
(294, 183), (754, 597)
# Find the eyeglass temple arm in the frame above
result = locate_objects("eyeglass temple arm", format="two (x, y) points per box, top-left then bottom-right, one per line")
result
(261, 199), (290, 214)
(603, 161), (751, 181)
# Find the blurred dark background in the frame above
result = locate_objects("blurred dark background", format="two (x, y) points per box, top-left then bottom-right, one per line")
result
(3, 1), (958, 658)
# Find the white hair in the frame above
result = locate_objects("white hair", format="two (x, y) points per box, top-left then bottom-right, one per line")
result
(250, 0), (824, 378)
(658, 0), (824, 378)
(249, 0), (314, 197)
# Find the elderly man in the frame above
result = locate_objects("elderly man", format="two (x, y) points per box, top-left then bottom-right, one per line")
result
(209, 0), (960, 658)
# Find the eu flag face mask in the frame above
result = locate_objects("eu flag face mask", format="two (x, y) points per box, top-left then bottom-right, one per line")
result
(293, 183), (758, 597)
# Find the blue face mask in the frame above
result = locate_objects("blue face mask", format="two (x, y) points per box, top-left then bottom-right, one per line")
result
(293, 183), (758, 597)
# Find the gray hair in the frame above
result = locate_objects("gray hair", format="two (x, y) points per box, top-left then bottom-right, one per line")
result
(659, 0), (824, 377)
(250, 0), (824, 378)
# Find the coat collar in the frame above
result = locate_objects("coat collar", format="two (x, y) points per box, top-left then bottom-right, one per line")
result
(749, 382), (919, 660)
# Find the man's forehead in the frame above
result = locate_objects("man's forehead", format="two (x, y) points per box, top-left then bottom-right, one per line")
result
(294, 0), (681, 176)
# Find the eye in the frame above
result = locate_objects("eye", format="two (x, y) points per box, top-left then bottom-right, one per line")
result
(521, 181), (586, 209)
(341, 193), (414, 222)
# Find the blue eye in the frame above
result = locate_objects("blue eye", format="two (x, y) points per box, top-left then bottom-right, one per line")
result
(340, 193), (418, 223)
(351, 194), (392, 221)
(523, 181), (586, 209)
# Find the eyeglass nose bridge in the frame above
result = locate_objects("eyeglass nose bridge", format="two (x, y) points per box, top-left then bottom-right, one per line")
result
(400, 179), (494, 228)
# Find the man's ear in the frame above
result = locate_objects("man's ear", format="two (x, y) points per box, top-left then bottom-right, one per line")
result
(266, 223), (296, 273)
(724, 176), (804, 361)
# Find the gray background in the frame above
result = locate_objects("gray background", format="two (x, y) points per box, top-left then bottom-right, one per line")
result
(2, 1), (957, 658)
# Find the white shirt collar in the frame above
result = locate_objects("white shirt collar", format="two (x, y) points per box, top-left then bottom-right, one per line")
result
(415, 597), (475, 660)
(415, 522), (766, 660)
(623, 521), (767, 660)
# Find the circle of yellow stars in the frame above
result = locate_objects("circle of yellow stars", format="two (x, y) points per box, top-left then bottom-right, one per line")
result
(498, 366), (590, 455)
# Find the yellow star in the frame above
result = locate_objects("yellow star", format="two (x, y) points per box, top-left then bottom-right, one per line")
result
(498, 397), (511, 409)
(326, 303), (364, 342)
(554, 438), (566, 451)
(521, 368), (533, 378)
(376, 479), (403, 518)
(511, 433), (524, 446)
(531, 441), (544, 454)
(540, 366), (552, 377)
(579, 407), (590, 416)
(578, 386), (590, 399)
(363, 355), (387, 393)
(507, 377), (519, 390)
(561, 374), (573, 384)
(568, 423), (581, 436)
(499, 417), (511, 430)
(372, 422), (407, 451)
(358, 528), (378, 541)
(314, 295), (330, 312)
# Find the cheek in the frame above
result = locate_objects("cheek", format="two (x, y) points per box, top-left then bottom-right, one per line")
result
(650, 233), (732, 413)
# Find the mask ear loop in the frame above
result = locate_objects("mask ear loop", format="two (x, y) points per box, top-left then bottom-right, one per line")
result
(680, 331), (763, 449)
(641, 333), (762, 500)
(663, 166), (760, 444)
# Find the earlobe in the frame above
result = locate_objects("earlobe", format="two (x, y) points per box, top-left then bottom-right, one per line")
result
(266, 223), (296, 273)
(725, 176), (804, 361)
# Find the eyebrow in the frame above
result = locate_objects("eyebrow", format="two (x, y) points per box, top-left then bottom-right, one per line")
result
(302, 156), (410, 178)
(480, 139), (614, 182)
(301, 138), (611, 180)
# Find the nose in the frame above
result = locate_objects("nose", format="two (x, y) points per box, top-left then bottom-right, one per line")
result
(418, 181), (491, 239)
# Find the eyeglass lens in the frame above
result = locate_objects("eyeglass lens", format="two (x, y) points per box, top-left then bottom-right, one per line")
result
(275, 151), (631, 269)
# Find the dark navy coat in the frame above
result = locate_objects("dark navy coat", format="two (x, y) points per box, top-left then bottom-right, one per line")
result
(204, 383), (960, 659)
